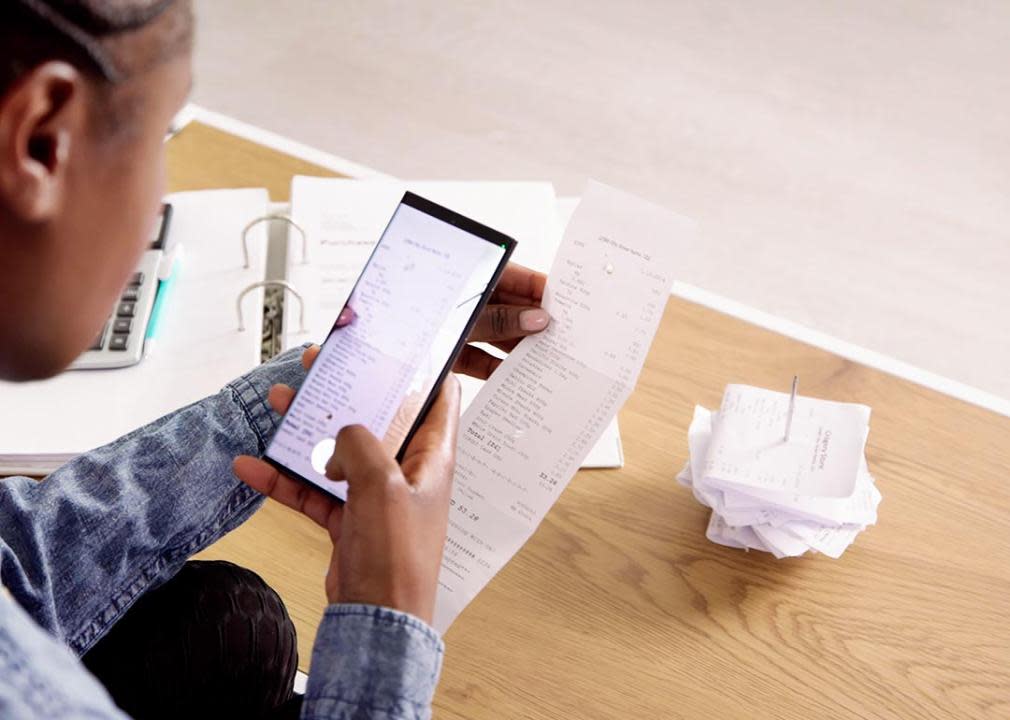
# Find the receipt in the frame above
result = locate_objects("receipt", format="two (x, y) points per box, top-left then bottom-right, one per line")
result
(703, 385), (870, 498)
(433, 181), (694, 631)
(679, 398), (881, 560)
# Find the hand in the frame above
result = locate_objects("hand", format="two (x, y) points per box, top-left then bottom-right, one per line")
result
(453, 262), (549, 380)
(233, 346), (460, 624)
(333, 263), (547, 380)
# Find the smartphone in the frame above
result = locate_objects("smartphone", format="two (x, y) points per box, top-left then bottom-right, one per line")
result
(263, 192), (516, 502)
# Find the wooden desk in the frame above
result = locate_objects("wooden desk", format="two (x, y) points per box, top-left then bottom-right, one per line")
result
(174, 121), (1010, 719)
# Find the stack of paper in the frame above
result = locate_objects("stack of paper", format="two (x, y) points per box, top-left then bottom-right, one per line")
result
(677, 384), (882, 559)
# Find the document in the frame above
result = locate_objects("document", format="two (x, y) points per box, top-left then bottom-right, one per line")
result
(677, 387), (882, 560)
(433, 181), (694, 631)
(703, 384), (869, 498)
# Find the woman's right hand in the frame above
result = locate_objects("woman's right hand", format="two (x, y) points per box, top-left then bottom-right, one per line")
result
(233, 345), (460, 625)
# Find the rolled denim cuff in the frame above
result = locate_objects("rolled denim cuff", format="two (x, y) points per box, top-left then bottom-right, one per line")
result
(302, 604), (444, 720)
(226, 344), (311, 454)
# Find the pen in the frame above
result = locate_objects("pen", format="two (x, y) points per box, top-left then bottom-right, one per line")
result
(144, 246), (183, 358)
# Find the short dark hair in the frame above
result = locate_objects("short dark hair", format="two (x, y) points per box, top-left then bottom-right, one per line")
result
(1, 0), (192, 94)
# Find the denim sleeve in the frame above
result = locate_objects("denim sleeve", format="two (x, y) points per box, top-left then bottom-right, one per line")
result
(0, 346), (308, 656)
(0, 589), (128, 719)
(302, 605), (444, 720)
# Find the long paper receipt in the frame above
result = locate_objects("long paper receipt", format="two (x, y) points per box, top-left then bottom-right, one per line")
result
(433, 181), (693, 631)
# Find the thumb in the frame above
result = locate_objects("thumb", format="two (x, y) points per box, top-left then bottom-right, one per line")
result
(325, 424), (399, 493)
(400, 375), (461, 495)
(468, 304), (550, 344)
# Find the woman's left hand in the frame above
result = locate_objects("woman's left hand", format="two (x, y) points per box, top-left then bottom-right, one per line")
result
(452, 262), (549, 380)
(277, 262), (549, 391)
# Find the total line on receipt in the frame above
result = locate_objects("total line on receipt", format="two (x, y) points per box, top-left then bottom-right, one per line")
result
(433, 180), (695, 632)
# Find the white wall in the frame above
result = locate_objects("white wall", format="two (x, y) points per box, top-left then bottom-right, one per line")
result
(191, 0), (1010, 401)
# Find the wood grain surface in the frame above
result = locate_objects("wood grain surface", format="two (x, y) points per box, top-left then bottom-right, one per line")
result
(167, 122), (344, 199)
(175, 122), (1010, 719)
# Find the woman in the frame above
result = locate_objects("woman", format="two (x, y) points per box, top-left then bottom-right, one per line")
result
(0, 1), (549, 717)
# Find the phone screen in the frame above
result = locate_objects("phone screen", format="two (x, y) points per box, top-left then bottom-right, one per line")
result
(264, 193), (514, 501)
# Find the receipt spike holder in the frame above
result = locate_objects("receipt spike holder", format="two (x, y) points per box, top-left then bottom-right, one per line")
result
(784, 375), (798, 442)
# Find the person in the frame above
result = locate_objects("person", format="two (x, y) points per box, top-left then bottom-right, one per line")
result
(0, 1), (550, 718)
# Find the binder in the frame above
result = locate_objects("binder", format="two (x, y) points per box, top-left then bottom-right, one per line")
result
(0, 180), (623, 476)
(0, 189), (269, 475)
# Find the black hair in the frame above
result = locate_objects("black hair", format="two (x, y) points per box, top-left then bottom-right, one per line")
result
(1, 0), (188, 93)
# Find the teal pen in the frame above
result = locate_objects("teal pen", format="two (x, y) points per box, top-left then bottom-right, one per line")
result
(144, 246), (184, 357)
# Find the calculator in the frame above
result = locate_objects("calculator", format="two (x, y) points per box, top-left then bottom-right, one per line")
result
(70, 204), (175, 370)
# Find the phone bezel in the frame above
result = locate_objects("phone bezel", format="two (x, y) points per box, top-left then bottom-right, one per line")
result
(262, 191), (517, 503)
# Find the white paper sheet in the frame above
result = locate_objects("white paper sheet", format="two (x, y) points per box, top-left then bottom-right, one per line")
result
(432, 181), (694, 631)
(781, 521), (863, 559)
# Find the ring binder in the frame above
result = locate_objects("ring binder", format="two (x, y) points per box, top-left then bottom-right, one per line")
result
(0, 188), (273, 475)
(237, 280), (306, 334)
(242, 214), (307, 268)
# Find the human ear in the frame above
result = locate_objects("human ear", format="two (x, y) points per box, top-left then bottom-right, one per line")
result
(0, 61), (84, 222)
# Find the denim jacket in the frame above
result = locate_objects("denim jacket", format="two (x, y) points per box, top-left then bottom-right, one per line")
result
(0, 347), (443, 719)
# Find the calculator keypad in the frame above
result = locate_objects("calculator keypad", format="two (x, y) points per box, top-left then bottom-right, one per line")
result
(70, 204), (169, 371)
(109, 335), (129, 351)
(88, 321), (109, 351)
(74, 263), (154, 365)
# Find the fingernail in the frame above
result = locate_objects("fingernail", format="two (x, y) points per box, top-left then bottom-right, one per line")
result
(337, 306), (355, 327)
(519, 308), (550, 332)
